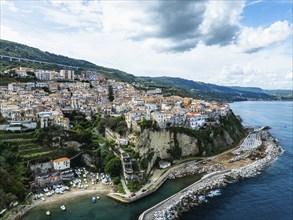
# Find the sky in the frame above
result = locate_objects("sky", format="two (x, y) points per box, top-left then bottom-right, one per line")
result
(0, 0), (292, 89)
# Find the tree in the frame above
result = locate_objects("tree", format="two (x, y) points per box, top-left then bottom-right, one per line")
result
(0, 112), (6, 124)
(104, 157), (121, 177)
(108, 85), (114, 102)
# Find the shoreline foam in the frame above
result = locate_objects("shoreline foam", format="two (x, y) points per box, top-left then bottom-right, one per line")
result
(139, 130), (283, 220)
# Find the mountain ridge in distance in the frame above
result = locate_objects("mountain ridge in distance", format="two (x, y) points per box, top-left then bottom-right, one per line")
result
(0, 39), (290, 101)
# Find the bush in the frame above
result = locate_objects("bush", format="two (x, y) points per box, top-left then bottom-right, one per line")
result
(104, 157), (122, 177)
(112, 176), (121, 185)
(127, 181), (142, 192)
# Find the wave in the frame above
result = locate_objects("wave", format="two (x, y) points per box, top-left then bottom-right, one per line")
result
(207, 189), (222, 198)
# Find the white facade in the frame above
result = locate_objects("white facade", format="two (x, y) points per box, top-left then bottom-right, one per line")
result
(53, 158), (70, 170)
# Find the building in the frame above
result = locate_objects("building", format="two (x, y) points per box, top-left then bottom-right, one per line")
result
(60, 70), (75, 80)
(81, 70), (98, 81)
(53, 157), (70, 170)
(121, 152), (133, 181)
(159, 160), (171, 169)
(35, 70), (52, 81)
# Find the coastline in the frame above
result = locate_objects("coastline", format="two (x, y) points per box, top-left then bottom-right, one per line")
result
(139, 129), (283, 220)
(6, 183), (112, 220)
(7, 128), (282, 220)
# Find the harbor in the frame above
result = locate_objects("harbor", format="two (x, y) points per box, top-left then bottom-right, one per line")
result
(139, 129), (283, 220)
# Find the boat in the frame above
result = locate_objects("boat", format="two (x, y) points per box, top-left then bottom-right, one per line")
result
(96, 196), (100, 200)
(46, 211), (50, 216)
(60, 205), (66, 211)
(92, 196), (96, 203)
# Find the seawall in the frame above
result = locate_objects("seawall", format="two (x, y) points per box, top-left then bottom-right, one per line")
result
(139, 130), (283, 220)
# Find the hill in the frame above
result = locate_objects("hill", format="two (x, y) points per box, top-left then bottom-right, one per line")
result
(0, 39), (136, 83)
(0, 39), (279, 102)
(137, 77), (273, 101)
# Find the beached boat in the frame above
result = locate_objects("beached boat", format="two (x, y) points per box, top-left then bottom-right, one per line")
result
(92, 196), (96, 203)
(60, 205), (66, 211)
(46, 211), (50, 216)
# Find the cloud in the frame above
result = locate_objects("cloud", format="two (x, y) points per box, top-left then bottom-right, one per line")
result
(1, 0), (292, 89)
(216, 62), (293, 89)
(199, 1), (244, 46)
(102, 1), (244, 52)
(235, 21), (292, 53)
(1, 0), (18, 12)
(41, 0), (103, 31)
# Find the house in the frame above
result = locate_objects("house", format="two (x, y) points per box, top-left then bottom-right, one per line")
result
(53, 157), (70, 170)
(151, 111), (168, 128)
(159, 160), (171, 169)
(116, 138), (129, 146)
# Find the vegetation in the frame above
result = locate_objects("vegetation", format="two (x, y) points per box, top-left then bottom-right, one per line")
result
(104, 158), (122, 177)
(114, 183), (125, 194)
(167, 131), (182, 159)
(167, 111), (246, 157)
(97, 115), (128, 136)
(139, 119), (160, 132)
(108, 85), (114, 102)
(0, 141), (30, 210)
(0, 112), (7, 124)
(0, 39), (137, 83)
(126, 181), (143, 192)
(0, 39), (282, 102)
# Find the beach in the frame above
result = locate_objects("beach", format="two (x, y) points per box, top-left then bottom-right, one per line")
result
(7, 182), (112, 220)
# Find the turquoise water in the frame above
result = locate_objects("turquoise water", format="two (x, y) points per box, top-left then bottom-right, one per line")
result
(23, 101), (293, 220)
(182, 101), (293, 220)
(23, 175), (201, 220)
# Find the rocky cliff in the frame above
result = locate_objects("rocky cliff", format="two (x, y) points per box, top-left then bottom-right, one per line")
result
(135, 111), (246, 174)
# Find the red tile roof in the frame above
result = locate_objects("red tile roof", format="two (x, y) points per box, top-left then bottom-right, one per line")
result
(53, 157), (70, 163)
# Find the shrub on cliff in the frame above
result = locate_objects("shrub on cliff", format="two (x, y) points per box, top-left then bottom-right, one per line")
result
(104, 157), (122, 177)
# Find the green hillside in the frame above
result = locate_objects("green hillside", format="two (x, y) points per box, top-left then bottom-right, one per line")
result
(0, 39), (281, 102)
(0, 39), (136, 83)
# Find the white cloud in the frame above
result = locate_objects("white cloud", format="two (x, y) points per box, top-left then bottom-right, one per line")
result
(0, 0), (292, 89)
(1, 0), (18, 12)
(235, 21), (292, 53)
(42, 0), (103, 31)
(199, 1), (244, 45)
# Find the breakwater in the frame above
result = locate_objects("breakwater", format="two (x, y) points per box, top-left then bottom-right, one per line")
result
(139, 130), (283, 220)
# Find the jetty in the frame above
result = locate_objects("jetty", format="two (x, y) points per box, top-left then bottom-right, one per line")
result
(139, 129), (283, 220)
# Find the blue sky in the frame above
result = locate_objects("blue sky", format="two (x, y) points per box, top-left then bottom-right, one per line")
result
(1, 0), (292, 89)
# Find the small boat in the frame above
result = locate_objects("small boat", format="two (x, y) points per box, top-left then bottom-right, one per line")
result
(46, 211), (50, 216)
(92, 196), (96, 203)
(96, 196), (100, 200)
(60, 205), (66, 211)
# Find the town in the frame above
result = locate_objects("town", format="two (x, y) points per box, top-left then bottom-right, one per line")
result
(0, 66), (235, 218)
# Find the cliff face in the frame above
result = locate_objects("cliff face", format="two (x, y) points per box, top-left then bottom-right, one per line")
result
(135, 111), (246, 173)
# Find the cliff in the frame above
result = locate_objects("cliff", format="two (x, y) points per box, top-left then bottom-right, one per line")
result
(135, 111), (246, 174)
(139, 130), (283, 220)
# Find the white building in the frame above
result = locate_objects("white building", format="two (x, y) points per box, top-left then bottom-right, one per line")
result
(159, 160), (171, 169)
(53, 157), (70, 170)
(151, 111), (168, 128)
(60, 70), (75, 80)
(35, 70), (52, 81)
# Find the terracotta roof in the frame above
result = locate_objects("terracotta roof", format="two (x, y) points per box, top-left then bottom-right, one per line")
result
(53, 157), (70, 163)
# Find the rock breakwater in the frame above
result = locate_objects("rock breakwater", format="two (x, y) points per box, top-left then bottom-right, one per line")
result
(139, 130), (283, 220)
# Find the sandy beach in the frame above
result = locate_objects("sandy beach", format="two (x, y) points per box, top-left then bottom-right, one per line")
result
(7, 182), (112, 220)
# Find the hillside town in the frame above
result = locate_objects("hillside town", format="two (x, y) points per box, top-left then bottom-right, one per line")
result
(0, 67), (236, 218)
(0, 67), (230, 133)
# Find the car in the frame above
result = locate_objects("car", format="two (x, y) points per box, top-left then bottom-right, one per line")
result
(142, 189), (146, 192)
(130, 192), (136, 197)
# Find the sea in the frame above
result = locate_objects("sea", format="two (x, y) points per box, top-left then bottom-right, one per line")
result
(23, 101), (293, 220)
